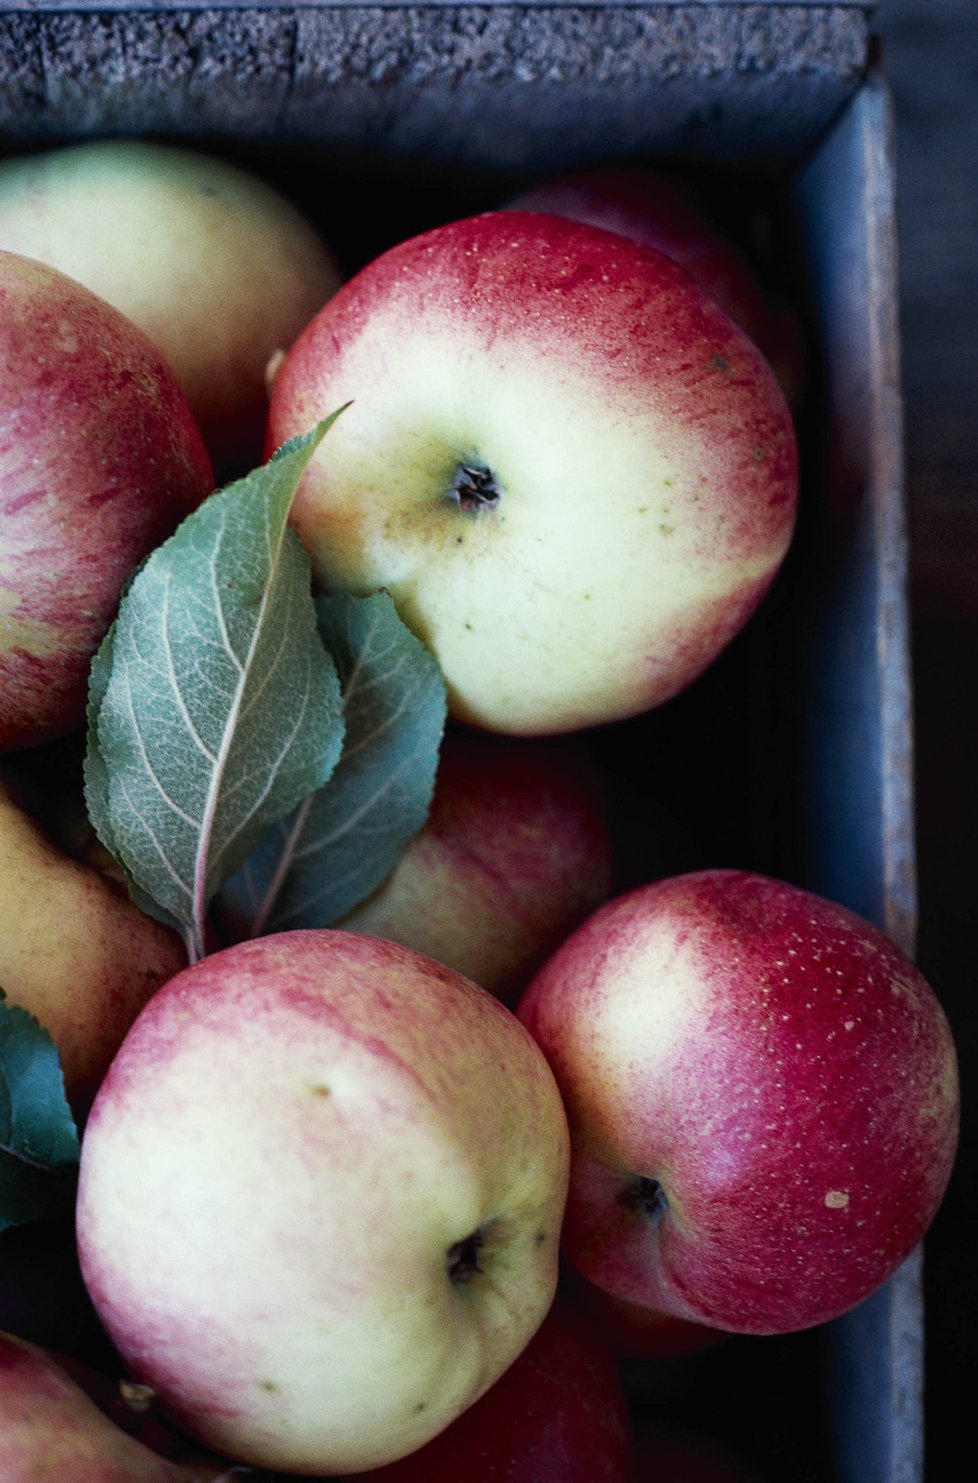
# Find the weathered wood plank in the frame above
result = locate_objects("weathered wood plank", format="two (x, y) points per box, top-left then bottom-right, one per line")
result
(0, 6), (869, 170)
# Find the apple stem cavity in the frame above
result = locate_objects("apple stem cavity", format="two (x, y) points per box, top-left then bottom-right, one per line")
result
(447, 1225), (486, 1284)
(621, 1175), (669, 1224)
(448, 462), (501, 514)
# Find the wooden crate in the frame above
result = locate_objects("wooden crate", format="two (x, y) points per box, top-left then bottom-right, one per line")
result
(0, 5), (918, 1480)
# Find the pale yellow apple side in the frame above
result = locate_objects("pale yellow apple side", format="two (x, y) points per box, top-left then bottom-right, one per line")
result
(547, 908), (790, 1205)
(0, 140), (342, 453)
(290, 325), (789, 735)
(0, 780), (186, 1108)
(558, 922), (712, 1172)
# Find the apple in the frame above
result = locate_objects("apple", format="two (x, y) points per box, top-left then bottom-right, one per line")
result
(266, 209), (798, 736)
(516, 869), (960, 1334)
(502, 164), (805, 408)
(0, 768), (187, 1114)
(0, 138), (343, 475)
(352, 1293), (636, 1481)
(502, 165), (772, 352)
(39, 1344), (236, 1478)
(332, 730), (616, 1004)
(0, 250), (214, 751)
(561, 1265), (726, 1361)
(75, 928), (571, 1474)
(216, 729), (616, 1003)
(0, 1330), (227, 1482)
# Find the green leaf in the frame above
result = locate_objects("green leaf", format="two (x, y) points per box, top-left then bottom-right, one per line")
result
(84, 416), (347, 961)
(83, 617), (115, 858)
(83, 612), (165, 926)
(0, 992), (80, 1234)
(215, 590), (447, 939)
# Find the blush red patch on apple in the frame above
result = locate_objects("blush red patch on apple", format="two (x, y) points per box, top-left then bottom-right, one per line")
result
(0, 253), (213, 751)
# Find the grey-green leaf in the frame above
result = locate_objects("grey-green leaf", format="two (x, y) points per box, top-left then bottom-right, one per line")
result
(215, 590), (447, 939)
(84, 416), (347, 960)
(84, 612), (170, 927)
(83, 617), (121, 881)
(0, 993), (80, 1233)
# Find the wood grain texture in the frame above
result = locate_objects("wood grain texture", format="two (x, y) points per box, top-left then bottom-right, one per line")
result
(0, 7), (868, 170)
(0, 0), (879, 9)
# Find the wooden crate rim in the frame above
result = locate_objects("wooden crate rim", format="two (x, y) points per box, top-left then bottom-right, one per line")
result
(0, 1), (880, 12)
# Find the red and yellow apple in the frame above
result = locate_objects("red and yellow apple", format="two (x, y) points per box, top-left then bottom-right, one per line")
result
(517, 869), (960, 1334)
(0, 139), (342, 474)
(503, 164), (805, 407)
(0, 250), (214, 751)
(561, 1266), (726, 1361)
(76, 929), (570, 1474)
(266, 210), (798, 736)
(503, 165), (772, 352)
(354, 1294), (635, 1481)
(335, 730), (615, 1003)
(0, 1331), (227, 1482)
(0, 770), (187, 1113)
